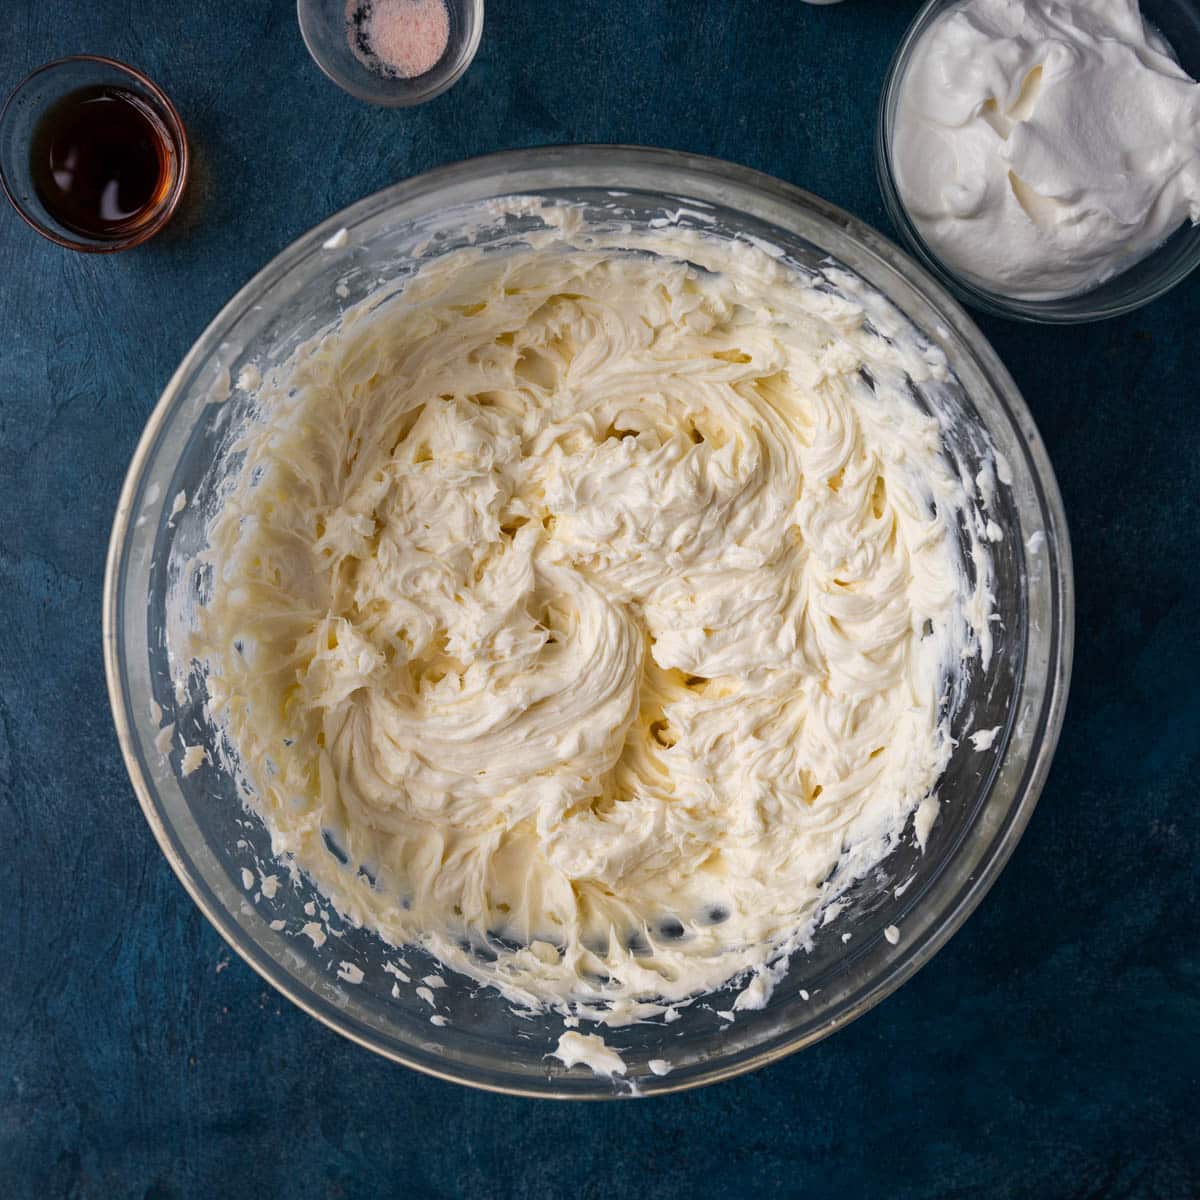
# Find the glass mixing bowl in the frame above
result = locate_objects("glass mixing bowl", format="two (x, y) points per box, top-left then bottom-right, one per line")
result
(104, 146), (1073, 1098)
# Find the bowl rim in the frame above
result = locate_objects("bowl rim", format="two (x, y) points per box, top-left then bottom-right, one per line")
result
(0, 54), (190, 253)
(103, 144), (1075, 1098)
(874, 0), (1200, 324)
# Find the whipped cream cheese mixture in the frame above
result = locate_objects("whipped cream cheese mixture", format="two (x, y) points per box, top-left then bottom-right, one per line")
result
(182, 216), (991, 1018)
(893, 0), (1200, 300)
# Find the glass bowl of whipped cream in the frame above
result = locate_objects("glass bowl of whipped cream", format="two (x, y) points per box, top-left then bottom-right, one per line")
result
(878, 0), (1200, 322)
(105, 146), (1072, 1097)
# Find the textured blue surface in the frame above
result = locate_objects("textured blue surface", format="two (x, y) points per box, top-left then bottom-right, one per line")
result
(1, 1), (1198, 1196)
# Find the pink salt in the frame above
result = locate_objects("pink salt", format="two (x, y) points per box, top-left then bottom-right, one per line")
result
(347, 0), (450, 80)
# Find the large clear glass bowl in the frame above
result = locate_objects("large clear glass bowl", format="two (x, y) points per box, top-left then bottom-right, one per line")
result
(103, 146), (1073, 1098)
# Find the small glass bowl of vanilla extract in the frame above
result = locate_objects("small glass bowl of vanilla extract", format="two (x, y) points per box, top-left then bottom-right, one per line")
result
(0, 55), (188, 253)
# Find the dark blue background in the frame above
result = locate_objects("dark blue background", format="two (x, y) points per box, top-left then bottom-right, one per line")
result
(2, 2), (1197, 1196)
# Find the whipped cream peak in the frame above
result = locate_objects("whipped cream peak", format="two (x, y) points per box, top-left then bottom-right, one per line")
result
(893, 0), (1200, 299)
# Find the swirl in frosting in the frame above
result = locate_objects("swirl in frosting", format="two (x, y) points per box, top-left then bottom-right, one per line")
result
(189, 226), (986, 1015)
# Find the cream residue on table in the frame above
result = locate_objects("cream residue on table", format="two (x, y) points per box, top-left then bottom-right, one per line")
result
(180, 218), (991, 1020)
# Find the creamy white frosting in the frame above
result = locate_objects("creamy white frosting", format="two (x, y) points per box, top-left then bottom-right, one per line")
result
(184, 221), (989, 1020)
(551, 1031), (627, 1078)
(893, 0), (1200, 299)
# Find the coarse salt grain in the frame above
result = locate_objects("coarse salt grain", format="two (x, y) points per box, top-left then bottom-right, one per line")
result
(347, 0), (450, 80)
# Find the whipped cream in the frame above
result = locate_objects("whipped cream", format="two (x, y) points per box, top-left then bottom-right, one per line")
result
(551, 1032), (627, 1078)
(180, 216), (991, 1021)
(892, 0), (1200, 299)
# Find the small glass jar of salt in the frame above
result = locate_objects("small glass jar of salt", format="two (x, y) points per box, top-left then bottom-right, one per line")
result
(298, 0), (482, 106)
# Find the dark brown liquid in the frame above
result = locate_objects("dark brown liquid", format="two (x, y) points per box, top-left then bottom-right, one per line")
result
(30, 85), (174, 240)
